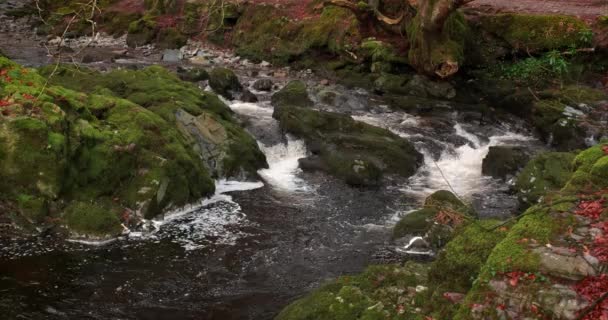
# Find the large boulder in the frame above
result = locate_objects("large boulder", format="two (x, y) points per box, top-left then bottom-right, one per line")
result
(208, 67), (243, 99)
(271, 80), (313, 108)
(272, 101), (423, 187)
(482, 146), (530, 180)
(1, 59), (266, 239)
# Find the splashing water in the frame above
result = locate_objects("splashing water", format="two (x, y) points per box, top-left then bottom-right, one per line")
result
(258, 138), (310, 192)
(405, 124), (532, 199)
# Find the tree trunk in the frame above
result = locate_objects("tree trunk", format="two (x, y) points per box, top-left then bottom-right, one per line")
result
(325, 0), (474, 78)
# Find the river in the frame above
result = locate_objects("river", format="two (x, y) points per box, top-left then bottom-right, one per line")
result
(0, 7), (542, 319)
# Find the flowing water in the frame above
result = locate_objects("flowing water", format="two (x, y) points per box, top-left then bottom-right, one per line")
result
(0, 12), (543, 318)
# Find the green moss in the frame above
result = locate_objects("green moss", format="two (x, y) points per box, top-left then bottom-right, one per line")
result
(126, 16), (158, 47)
(157, 27), (188, 49)
(16, 194), (48, 224)
(563, 143), (608, 191)
(480, 14), (591, 52)
(424, 220), (507, 319)
(232, 5), (360, 64)
(63, 201), (122, 237)
(515, 152), (576, 207)
(276, 262), (429, 320)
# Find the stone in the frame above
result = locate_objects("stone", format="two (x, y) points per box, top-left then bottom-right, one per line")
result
(482, 146), (530, 180)
(208, 67), (242, 99)
(175, 109), (228, 175)
(177, 67), (208, 82)
(161, 49), (183, 63)
(240, 89), (258, 103)
(533, 247), (597, 280)
(271, 80), (313, 108)
(252, 78), (273, 91)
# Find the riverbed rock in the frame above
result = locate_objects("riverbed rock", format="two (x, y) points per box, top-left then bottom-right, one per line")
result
(208, 67), (242, 99)
(482, 146), (530, 180)
(162, 49), (183, 63)
(271, 80), (313, 108)
(177, 67), (209, 82)
(272, 104), (423, 187)
(252, 78), (273, 91)
(239, 89), (258, 102)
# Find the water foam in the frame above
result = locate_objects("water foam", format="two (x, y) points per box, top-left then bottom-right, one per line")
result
(405, 124), (532, 199)
(258, 137), (310, 192)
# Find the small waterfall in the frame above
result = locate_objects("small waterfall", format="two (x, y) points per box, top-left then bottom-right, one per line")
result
(258, 137), (310, 192)
(404, 124), (532, 199)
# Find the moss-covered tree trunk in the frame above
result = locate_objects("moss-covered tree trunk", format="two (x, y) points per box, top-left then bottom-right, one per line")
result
(407, 0), (472, 78)
(326, 0), (474, 78)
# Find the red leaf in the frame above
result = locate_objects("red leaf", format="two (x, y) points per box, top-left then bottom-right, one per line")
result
(603, 145), (608, 155)
(575, 199), (605, 220)
(574, 275), (608, 320)
(0, 99), (10, 107)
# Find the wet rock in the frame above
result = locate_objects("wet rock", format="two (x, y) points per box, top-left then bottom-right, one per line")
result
(482, 146), (530, 180)
(271, 80), (313, 108)
(177, 67), (209, 83)
(239, 89), (258, 103)
(175, 109), (228, 175)
(161, 49), (183, 63)
(533, 247), (597, 280)
(252, 78), (273, 91)
(273, 104), (423, 187)
(208, 67), (242, 99)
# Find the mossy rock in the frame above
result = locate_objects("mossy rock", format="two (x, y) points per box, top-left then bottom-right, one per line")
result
(563, 142), (608, 192)
(393, 207), (436, 239)
(63, 201), (122, 237)
(393, 190), (469, 241)
(38, 64), (265, 179)
(157, 27), (188, 49)
(276, 262), (429, 320)
(424, 220), (508, 319)
(515, 152), (576, 207)
(272, 104), (423, 187)
(0, 57), (265, 237)
(208, 67), (242, 99)
(271, 80), (313, 108)
(177, 67), (209, 82)
(479, 14), (592, 52)
(482, 146), (530, 180)
(126, 17), (157, 48)
(424, 190), (466, 212)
